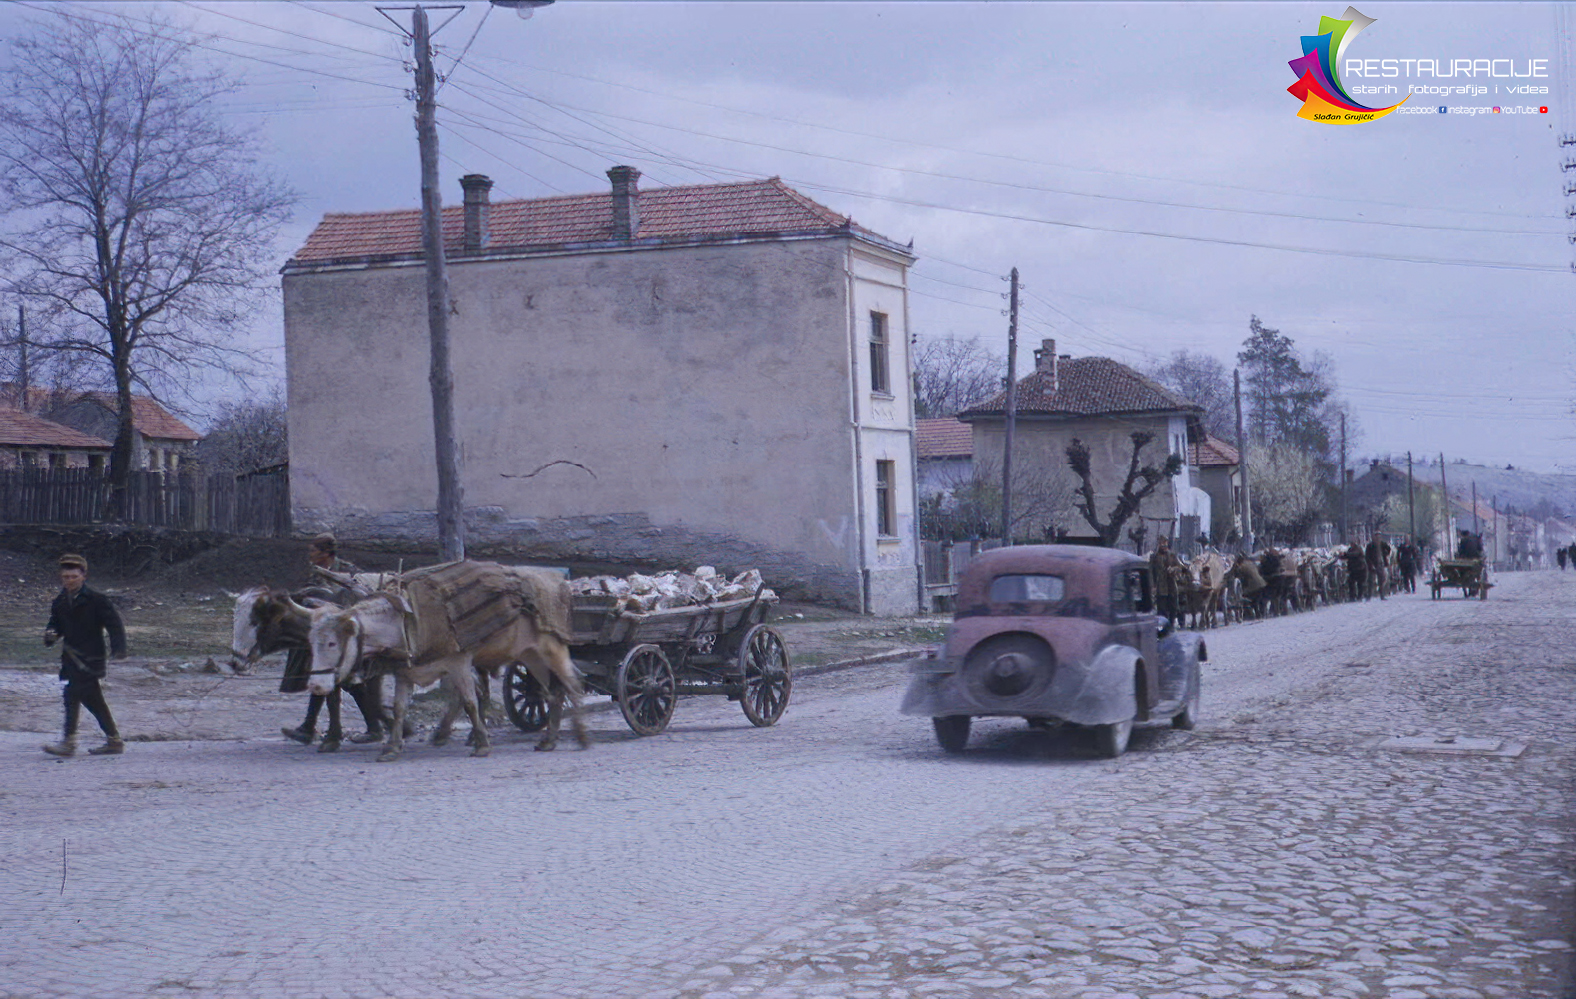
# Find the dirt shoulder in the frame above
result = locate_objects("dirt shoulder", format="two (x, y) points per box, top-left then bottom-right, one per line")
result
(0, 540), (945, 739)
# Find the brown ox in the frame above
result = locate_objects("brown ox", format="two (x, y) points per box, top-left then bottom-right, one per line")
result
(307, 561), (587, 761)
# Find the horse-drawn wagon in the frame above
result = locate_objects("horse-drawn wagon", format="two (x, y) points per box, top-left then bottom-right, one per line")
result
(502, 586), (792, 737)
(1430, 558), (1491, 600)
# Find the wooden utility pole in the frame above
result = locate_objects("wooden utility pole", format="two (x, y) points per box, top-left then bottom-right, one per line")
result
(1406, 451), (1415, 543)
(13, 304), (28, 408)
(1233, 368), (1252, 549)
(1439, 453), (1449, 545)
(1339, 412), (1347, 542)
(412, 5), (466, 561)
(1000, 267), (1019, 547)
(1472, 480), (1479, 537)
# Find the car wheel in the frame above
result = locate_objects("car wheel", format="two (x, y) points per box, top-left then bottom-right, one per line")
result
(933, 715), (971, 754)
(1093, 717), (1132, 758)
(1172, 661), (1200, 731)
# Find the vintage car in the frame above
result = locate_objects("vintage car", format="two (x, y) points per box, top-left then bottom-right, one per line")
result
(901, 544), (1206, 758)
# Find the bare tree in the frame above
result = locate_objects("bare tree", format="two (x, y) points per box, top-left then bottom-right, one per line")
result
(196, 390), (287, 476)
(919, 452), (1074, 543)
(913, 335), (1004, 418)
(1144, 349), (1234, 440)
(1065, 431), (1183, 547)
(0, 12), (294, 507)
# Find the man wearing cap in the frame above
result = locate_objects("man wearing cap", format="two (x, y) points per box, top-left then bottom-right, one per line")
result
(280, 534), (388, 751)
(42, 554), (128, 757)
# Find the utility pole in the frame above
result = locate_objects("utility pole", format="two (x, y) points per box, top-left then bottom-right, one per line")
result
(1406, 451), (1415, 543)
(1233, 368), (1252, 549)
(1472, 480), (1479, 537)
(1492, 494), (1499, 568)
(1000, 267), (1019, 547)
(13, 303), (28, 409)
(1339, 412), (1347, 542)
(411, 4), (466, 562)
(1439, 453), (1449, 546)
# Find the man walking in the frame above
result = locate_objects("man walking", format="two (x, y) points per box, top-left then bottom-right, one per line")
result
(42, 554), (127, 757)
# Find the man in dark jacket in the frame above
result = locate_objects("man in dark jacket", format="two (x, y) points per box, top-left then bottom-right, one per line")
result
(42, 554), (127, 757)
(1343, 542), (1368, 602)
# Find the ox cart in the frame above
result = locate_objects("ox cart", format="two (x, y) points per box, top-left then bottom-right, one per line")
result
(502, 587), (791, 736)
(1430, 558), (1491, 600)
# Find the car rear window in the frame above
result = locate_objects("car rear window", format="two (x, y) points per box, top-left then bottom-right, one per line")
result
(988, 573), (1065, 603)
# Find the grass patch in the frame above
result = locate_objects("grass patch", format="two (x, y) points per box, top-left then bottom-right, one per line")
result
(0, 591), (232, 664)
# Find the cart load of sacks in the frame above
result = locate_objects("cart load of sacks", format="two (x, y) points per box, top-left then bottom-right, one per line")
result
(568, 566), (777, 614)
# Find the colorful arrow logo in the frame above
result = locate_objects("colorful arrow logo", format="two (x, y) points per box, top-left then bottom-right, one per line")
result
(1288, 7), (1408, 123)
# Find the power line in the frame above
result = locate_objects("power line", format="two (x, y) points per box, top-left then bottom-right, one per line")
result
(464, 53), (1560, 224)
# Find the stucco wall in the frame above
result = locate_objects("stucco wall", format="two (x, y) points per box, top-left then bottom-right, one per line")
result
(285, 236), (915, 610)
(969, 414), (1188, 546)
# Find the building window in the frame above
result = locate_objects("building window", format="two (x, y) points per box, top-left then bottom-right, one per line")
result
(875, 459), (896, 538)
(47, 452), (64, 469)
(19, 451), (37, 468)
(869, 311), (890, 394)
(88, 454), (105, 473)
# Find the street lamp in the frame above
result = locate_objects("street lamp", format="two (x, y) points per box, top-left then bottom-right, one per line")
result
(490, 0), (554, 18)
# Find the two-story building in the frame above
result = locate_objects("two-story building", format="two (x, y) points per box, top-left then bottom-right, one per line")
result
(281, 168), (920, 613)
(959, 340), (1204, 550)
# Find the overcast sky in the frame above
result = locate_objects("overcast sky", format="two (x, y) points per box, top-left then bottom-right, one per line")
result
(1, 1), (1571, 472)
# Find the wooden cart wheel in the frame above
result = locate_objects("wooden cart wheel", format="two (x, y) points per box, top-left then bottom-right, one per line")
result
(737, 624), (792, 727)
(503, 663), (549, 733)
(616, 644), (676, 736)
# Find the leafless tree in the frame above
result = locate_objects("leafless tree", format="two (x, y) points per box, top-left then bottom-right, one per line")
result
(196, 390), (288, 476)
(0, 12), (295, 507)
(912, 335), (1004, 418)
(919, 452), (1074, 542)
(1143, 350), (1234, 440)
(1065, 431), (1184, 547)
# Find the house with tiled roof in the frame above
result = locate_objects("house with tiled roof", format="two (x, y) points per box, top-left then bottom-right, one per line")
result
(282, 167), (920, 612)
(957, 340), (1208, 549)
(0, 383), (201, 472)
(915, 418), (974, 499)
(1188, 434), (1241, 542)
(0, 407), (112, 469)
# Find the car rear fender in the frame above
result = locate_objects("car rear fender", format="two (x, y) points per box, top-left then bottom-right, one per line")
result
(1051, 642), (1140, 726)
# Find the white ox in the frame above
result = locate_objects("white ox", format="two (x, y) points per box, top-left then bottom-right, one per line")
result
(306, 565), (588, 761)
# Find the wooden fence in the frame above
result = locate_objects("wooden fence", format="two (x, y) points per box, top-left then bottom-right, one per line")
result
(0, 467), (290, 536)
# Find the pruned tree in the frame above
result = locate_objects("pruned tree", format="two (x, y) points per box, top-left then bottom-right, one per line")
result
(1144, 349), (1234, 440)
(196, 391), (287, 476)
(1065, 431), (1184, 547)
(912, 335), (1004, 418)
(0, 12), (295, 507)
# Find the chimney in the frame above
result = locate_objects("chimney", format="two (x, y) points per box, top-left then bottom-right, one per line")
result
(1033, 338), (1058, 393)
(460, 174), (493, 252)
(608, 165), (641, 240)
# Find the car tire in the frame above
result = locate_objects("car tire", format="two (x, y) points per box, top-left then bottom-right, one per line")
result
(933, 715), (970, 754)
(1172, 661), (1200, 731)
(1093, 717), (1132, 758)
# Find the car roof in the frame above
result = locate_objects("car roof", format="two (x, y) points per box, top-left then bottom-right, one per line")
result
(956, 544), (1147, 606)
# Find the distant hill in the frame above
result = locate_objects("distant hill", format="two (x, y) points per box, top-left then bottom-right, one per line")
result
(1401, 458), (1576, 518)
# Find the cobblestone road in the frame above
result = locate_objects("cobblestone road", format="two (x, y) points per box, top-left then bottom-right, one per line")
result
(2, 573), (1571, 998)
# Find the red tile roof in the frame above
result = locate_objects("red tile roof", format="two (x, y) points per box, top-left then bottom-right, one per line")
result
(75, 393), (202, 442)
(961, 357), (1201, 419)
(288, 176), (897, 266)
(0, 408), (112, 450)
(1189, 435), (1240, 467)
(916, 418), (973, 459)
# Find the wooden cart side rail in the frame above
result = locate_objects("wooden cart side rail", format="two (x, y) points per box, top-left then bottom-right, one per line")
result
(568, 593), (777, 647)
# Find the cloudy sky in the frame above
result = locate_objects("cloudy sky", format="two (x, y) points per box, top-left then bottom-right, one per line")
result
(1, 1), (1571, 471)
